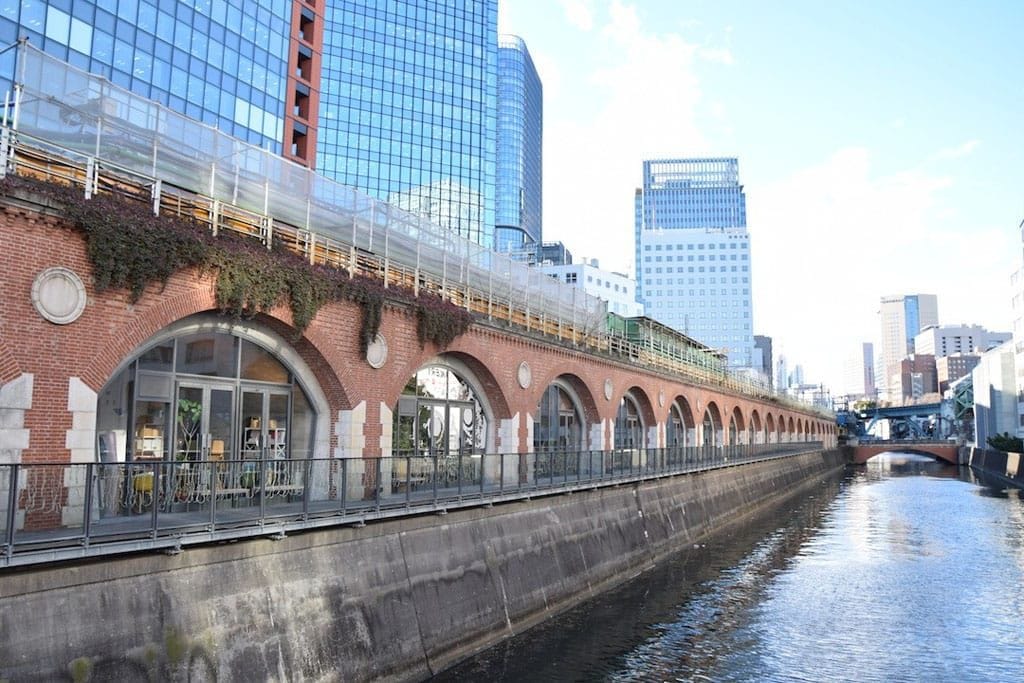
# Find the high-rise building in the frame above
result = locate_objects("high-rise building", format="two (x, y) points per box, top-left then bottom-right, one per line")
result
(0, 1), (500, 247)
(0, 1), (307, 159)
(914, 324), (1011, 358)
(753, 335), (773, 389)
(634, 158), (754, 367)
(495, 34), (542, 254)
(776, 354), (789, 393)
(319, 1), (497, 246)
(842, 342), (876, 399)
(878, 294), (938, 401)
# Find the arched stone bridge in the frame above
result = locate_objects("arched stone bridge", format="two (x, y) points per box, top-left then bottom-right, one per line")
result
(850, 441), (960, 465)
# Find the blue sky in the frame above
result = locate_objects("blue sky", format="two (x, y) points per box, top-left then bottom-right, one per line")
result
(498, 0), (1024, 391)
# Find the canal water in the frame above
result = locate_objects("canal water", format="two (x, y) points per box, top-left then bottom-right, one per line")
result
(436, 455), (1024, 682)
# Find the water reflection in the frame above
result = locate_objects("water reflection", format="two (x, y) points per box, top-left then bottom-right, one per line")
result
(436, 464), (1024, 682)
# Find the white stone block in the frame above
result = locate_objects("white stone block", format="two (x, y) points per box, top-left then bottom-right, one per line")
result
(67, 377), (96, 413)
(0, 408), (24, 429)
(0, 428), (30, 451)
(0, 373), (33, 410)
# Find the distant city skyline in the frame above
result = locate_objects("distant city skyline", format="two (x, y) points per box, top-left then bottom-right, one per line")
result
(498, 0), (1023, 389)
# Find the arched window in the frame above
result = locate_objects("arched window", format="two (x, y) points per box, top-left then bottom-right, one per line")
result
(96, 328), (317, 466)
(534, 384), (583, 453)
(614, 394), (644, 450)
(702, 410), (717, 448)
(393, 365), (487, 456)
(668, 402), (688, 448)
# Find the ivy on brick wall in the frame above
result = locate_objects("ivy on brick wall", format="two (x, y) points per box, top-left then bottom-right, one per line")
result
(2, 176), (473, 353)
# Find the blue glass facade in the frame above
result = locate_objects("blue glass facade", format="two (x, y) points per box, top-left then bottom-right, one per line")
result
(317, 0), (498, 247)
(635, 158), (755, 368)
(495, 33), (541, 254)
(0, 0), (291, 152)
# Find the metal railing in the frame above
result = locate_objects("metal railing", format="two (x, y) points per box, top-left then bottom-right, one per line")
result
(1, 442), (824, 568)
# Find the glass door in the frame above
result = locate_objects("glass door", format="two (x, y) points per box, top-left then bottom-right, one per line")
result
(175, 383), (235, 461)
(240, 387), (292, 495)
(240, 388), (291, 459)
(174, 382), (235, 504)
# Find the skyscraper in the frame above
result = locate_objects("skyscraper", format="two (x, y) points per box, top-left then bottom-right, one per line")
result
(878, 294), (939, 401)
(842, 342), (876, 399)
(753, 335), (773, 389)
(0, 1), (500, 247)
(0, 1), (303, 158)
(495, 34), (542, 254)
(634, 158), (754, 367)
(319, 1), (497, 246)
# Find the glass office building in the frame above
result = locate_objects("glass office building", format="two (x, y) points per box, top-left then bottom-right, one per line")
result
(635, 158), (755, 367)
(494, 33), (541, 254)
(317, 0), (498, 247)
(0, 1), (502, 248)
(0, 1), (299, 156)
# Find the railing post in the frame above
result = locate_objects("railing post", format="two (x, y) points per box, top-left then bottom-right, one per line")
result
(150, 462), (160, 538)
(81, 463), (94, 545)
(457, 453), (463, 498)
(340, 457), (348, 515)
(432, 454), (438, 505)
(302, 458), (311, 520)
(499, 453), (504, 495)
(374, 458), (382, 513)
(405, 456), (411, 506)
(208, 460), (217, 530)
(4, 463), (17, 561)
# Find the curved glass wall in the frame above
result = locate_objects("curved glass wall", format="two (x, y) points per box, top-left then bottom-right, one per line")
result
(318, 0), (498, 247)
(96, 329), (316, 466)
(533, 384), (582, 453)
(393, 365), (487, 456)
(495, 34), (542, 252)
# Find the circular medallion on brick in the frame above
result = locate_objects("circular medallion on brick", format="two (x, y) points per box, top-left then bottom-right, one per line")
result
(517, 361), (532, 389)
(31, 267), (86, 325)
(604, 379), (613, 401)
(365, 334), (388, 368)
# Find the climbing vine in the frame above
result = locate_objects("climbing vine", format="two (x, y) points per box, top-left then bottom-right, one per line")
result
(2, 175), (473, 353)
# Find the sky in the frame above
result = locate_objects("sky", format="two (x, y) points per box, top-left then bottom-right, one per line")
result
(498, 0), (1024, 392)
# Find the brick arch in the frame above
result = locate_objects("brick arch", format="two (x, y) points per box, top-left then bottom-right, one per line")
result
(669, 394), (697, 429)
(543, 372), (601, 425)
(728, 406), (745, 445)
(765, 412), (776, 443)
(77, 280), (219, 392)
(620, 385), (657, 429)
(703, 400), (724, 447)
(436, 350), (513, 421)
(666, 394), (698, 448)
(750, 409), (763, 444)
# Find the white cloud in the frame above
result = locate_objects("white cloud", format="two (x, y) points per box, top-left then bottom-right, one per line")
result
(751, 147), (1014, 390)
(542, 1), (712, 274)
(930, 139), (981, 161)
(559, 0), (595, 31)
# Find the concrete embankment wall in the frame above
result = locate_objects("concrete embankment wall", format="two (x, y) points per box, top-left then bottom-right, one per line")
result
(967, 447), (1024, 488)
(1, 449), (844, 682)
